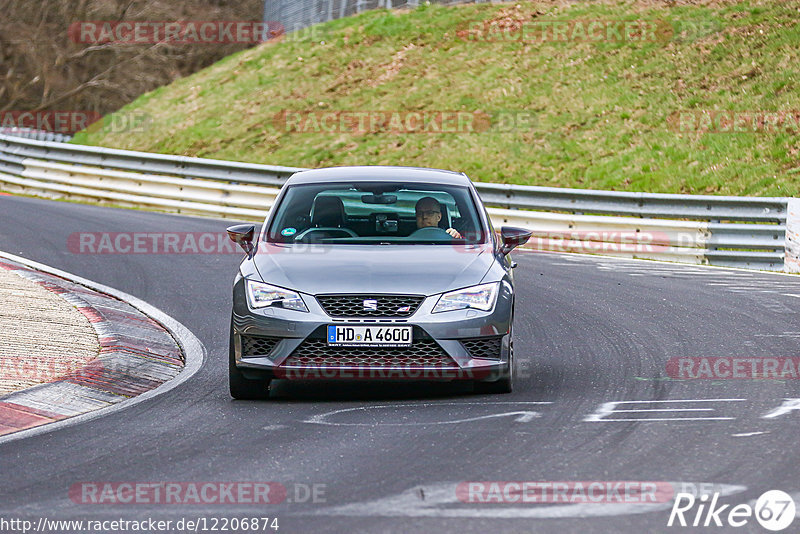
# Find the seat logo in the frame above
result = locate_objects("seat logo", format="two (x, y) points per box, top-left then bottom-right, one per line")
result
(363, 299), (378, 311)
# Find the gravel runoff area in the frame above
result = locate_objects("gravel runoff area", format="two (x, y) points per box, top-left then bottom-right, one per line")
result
(0, 265), (98, 395)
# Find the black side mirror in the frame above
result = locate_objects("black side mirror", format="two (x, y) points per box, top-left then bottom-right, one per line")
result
(227, 224), (255, 257)
(499, 226), (532, 256)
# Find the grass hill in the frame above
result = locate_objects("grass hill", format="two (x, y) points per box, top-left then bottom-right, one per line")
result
(74, 1), (800, 196)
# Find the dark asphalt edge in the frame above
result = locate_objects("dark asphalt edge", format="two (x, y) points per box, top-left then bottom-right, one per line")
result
(0, 249), (205, 445)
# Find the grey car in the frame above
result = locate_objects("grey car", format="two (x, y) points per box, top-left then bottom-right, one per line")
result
(226, 166), (531, 399)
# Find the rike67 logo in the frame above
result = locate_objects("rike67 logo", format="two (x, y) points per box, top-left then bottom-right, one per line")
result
(668, 489), (795, 531)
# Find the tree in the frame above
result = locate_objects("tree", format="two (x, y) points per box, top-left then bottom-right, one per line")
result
(0, 0), (263, 126)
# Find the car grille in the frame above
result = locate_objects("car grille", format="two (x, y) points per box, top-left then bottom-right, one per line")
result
(460, 336), (503, 359)
(241, 335), (280, 357)
(281, 339), (456, 367)
(316, 294), (425, 318)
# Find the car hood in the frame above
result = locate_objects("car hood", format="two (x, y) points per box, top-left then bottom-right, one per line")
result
(253, 243), (496, 296)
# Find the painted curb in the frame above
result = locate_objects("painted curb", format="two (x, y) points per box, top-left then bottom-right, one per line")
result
(0, 251), (205, 445)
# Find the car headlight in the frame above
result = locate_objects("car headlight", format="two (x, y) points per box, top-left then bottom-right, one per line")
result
(432, 282), (499, 313)
(246, 280), (308, 312)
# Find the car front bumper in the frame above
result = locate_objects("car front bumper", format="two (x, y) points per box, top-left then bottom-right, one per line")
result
(231, 278), (513, 383)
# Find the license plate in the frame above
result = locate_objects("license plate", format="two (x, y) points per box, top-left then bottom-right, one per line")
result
(327, 325), (412, 347)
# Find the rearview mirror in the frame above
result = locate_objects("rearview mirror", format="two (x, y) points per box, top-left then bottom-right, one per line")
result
(499, 226), (532, 256)
(361, 194), (397, 204)
(227, 224), (255, 257)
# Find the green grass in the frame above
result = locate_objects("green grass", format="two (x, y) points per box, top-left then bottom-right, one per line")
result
(74, 0), (800, 196)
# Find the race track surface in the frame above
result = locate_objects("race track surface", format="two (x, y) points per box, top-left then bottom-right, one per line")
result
(1, 194), (799, 533)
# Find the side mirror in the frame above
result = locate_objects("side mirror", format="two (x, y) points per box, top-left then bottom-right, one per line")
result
(499, 226), (532, 256)
(227, 224), (255, 257)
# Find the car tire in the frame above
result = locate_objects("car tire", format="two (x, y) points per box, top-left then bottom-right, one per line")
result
(474, 335), (514, 394)
(229, 322), (272, 400)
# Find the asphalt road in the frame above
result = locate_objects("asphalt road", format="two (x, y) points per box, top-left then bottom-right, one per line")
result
(1, 194), (799, 533)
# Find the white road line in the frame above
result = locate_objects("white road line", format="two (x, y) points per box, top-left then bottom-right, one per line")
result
(762, 398), (800, 419)
(595, 417), (735, 422)
(612, 408), (714, 412)
(303, 402), (553, 426)
(609, 399), (748, 403)
(584, 399), (746, 422)
(720, 287), (799, 291)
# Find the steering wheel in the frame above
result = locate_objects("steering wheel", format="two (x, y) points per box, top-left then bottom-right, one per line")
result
(294, 227), (358, 241)
(408, 226), (452, 240)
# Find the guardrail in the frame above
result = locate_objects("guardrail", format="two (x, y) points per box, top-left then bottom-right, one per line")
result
(0, 132), (791, 271)
(1, 128), (73, 143)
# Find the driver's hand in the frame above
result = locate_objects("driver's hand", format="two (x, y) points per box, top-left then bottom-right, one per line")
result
(446, 228), (462, 239)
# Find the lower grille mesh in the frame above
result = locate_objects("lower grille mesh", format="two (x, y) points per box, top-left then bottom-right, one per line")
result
(281, 339), (456, 367)
(241, 335), (280, 357)
(460, 336), (503, 359)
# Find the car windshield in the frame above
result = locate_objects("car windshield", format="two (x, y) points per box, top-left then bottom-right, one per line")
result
(265, 181), (486, 245)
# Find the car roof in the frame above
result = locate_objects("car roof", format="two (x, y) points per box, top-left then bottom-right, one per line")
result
(285, 166), (471, 186)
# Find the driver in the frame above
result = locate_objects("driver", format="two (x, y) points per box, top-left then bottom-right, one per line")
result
(415, 197), (462, 238)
